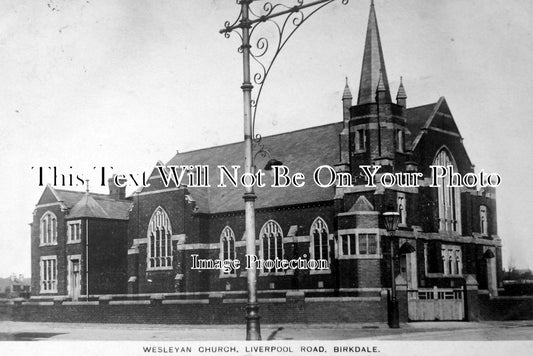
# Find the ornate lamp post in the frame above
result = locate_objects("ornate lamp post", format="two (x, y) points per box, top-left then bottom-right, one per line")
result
(383, 210), (400, 328)
(220, 0), (349, 340)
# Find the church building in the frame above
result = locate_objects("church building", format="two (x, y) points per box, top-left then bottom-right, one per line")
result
(30, 2), (502, 322)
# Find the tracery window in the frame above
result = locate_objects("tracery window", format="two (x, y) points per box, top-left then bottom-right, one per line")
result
(433, 149), (461, 233)
(220, 226), (236, 275)
(147, 207), (173, 270)
(310, 217), (329, 263)
(260, 220), (283, 273)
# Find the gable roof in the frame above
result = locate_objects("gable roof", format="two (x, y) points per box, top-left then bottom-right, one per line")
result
(166, 122), (344, 214)
(37, 186), (132, 220)
(405, 102), (437, 148)
(407, 97), (465, 149)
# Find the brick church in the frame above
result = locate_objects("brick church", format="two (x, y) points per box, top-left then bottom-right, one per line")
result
(30, 2), (503, 321)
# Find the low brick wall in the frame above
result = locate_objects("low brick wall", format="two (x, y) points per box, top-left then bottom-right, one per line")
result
(478, 296), (533, 321)
(1, 297), (387, 325)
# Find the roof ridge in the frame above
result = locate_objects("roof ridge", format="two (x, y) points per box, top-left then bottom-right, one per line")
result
(171, 121), (343, 158)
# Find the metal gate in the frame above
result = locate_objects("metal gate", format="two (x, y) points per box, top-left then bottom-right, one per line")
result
(408, 287), (465, 321)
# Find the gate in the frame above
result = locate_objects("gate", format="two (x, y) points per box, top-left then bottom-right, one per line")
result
(408, 287), (465, 321)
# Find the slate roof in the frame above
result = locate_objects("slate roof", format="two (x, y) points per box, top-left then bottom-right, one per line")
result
(166, 122), (344, 214)
(52, 188), (132, 220)
(405, 102), (437, 148)
(164, 101), (444, 215)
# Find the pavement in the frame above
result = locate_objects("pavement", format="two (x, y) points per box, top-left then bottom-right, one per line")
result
(0, 320), (532, 341)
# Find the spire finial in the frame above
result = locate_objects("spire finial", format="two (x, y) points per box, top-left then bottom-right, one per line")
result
(342, 77), (353, 100)
(357, 0), (391, 104)
(396, 76), (407, 99)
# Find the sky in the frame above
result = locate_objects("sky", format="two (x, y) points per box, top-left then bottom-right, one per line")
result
(0, 0), (532, 278)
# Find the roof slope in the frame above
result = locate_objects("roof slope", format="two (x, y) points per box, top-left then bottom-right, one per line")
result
(39, 187), (132, 220)
(405, 102), (437, 148)
(167, 122), (344, 214)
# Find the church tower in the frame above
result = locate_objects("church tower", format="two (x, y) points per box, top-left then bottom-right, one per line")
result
(347, 1), (408, 178)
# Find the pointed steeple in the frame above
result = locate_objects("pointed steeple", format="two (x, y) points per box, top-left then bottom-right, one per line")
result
(357, 1), (392, 105)
(342, 77), (353, 100)
(396, 76), (407, 107)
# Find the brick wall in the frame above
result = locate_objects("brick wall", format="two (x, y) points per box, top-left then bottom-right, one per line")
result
(478, 296), (533, 321)
(3, 297), (387, 324)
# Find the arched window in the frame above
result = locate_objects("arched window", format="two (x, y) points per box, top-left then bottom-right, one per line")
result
(480, 205), (488, 236)
(40, 211), (57, 245)
(260, 220), (283, 273)
(433, 149), (461, 233)
(147, 207), (173, 270)
(220, 226), (236, 275)
(310, 217), (329, 263)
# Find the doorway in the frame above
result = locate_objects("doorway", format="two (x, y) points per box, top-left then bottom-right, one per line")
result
(68, 256), (81, 300)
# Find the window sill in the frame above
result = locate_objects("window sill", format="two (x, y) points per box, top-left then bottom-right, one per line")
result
(426, 273), (464, 278)
(40, 290), (58, 294)
(146, 266), (174, 272)
(39, 243), (58, 247)
(338, 254), (382, 260)
(66, 240), (81, 245)
(219, 273), (238, 279)
(309, 269), (331, 275)
(259, 270), (294, 277)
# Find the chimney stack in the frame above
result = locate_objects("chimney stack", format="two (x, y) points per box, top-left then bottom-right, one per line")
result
(108, 176), (126, 200)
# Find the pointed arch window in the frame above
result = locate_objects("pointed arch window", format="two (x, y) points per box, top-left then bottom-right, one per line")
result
(310, 217), (329, 263)
(147, 207), (173, 270)
(433, 149), (461, 234)
(220, 226), (236, 275)
(260, 220), (284, 274)
(40, 211), (57, 246)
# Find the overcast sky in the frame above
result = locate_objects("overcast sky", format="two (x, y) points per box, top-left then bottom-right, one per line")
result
(0, 0), (532, 277)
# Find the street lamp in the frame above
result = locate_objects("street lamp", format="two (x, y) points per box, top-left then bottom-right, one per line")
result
(220, 0), (349, 340)
(383, 210), (400, 328)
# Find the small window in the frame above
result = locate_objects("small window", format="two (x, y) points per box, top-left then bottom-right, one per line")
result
(397, 192), (406, 226)
(355, 129), (367, 152)
(441, 244), (462, 276)
(480, 205), (488, 236)
(339, 233), (379, 257)
(67, 220), (82, 243)
(396, 130), (404, 152)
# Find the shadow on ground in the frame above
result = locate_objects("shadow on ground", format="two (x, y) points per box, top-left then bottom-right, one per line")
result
(0, 332), (65, 341)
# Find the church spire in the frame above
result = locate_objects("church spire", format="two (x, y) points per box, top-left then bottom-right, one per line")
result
(357, 1), (391, 105)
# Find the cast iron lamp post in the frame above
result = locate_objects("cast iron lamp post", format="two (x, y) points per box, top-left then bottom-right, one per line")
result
(383, 210), (400, 328)
(220, 0), (349, 340)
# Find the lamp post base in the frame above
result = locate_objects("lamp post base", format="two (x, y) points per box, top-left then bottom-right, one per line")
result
(389, 297), (400, 329)
(245, 303), (261, 340)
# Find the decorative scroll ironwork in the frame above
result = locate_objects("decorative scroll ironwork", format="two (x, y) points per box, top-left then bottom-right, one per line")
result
(221, 0), (349, 147)
(253, 133), (270, 160)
